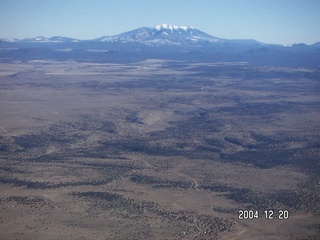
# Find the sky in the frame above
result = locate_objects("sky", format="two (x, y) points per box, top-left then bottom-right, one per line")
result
(0, 0), (319, 44)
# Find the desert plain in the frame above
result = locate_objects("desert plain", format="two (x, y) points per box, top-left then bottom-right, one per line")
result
(0, 59), (319, 239)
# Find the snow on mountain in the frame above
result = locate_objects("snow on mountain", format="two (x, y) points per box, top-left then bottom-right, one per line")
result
(0, 36), (79, 43)
(49, 36), (79, 42)
(96, 24), (221, 45)
(0, 24), (263, 46)
(21, 36), (51, 42)
(0, 38), (18, 42)
(154, 24), (193, 31)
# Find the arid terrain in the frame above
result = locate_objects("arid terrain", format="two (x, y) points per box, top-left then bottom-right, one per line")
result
(0, 59), (319, 239)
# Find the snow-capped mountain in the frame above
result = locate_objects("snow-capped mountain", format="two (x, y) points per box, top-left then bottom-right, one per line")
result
(0, 24), (261, 46)
(0, 38), (19, 42)
(48, 36), (79, 42)
(0, 36), (79, 43)
(1, 24), (319, 67)
(0, 24), (220, 45)
(96, 24), (221, 45)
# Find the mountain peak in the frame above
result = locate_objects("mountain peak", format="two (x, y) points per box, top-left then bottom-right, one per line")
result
(154, 24), (194, 31)
(95, 24), (219, 45)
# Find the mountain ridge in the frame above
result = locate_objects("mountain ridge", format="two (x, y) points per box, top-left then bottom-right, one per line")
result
(1, 24), (319, 67)
(1, 24), (317, 46)
(95, 24), (222, 45)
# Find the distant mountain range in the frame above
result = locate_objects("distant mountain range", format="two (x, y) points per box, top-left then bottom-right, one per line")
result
(2, 24), (318, 46)
(1, 24), (319, 67)
(95, 24), (223, 45)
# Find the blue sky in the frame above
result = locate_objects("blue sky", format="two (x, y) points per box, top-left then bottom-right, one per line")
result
(0, 0), (319, 44)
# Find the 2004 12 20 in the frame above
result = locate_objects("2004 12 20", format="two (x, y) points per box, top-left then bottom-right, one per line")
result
(238, 209), (289, 220)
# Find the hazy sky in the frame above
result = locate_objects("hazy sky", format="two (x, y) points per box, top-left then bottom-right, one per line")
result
(0, 0), (319, 44)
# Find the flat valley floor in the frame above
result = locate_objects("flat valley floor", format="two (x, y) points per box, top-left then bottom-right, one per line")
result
(0, 60), (319, 239)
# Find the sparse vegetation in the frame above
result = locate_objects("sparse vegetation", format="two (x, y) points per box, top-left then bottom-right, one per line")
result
(0, 60), (319, 239)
